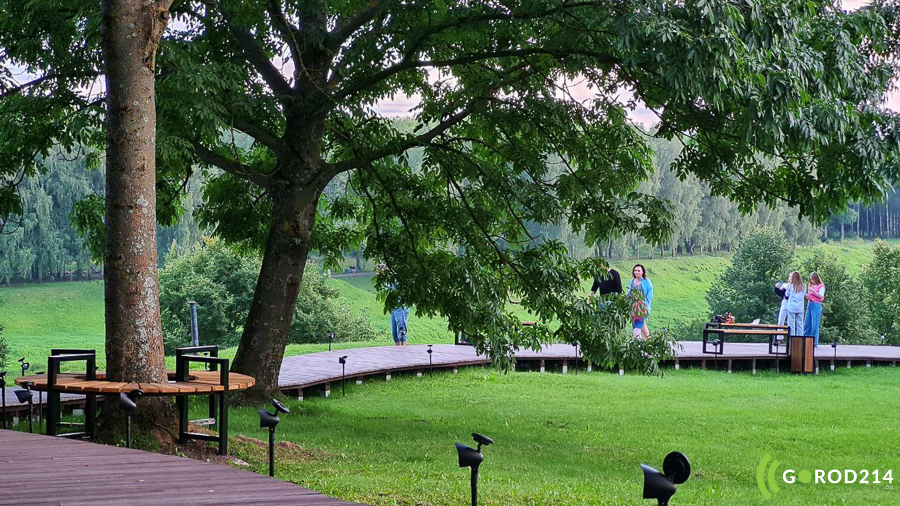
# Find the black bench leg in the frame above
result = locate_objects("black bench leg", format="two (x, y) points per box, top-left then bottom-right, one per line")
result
(177, 396), (188, 445)
(218, 392), (227, 456)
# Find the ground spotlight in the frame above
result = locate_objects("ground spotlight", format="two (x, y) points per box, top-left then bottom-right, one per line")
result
(119, 389), (143, 448)
(339, 356), (348, 396)
(328, 331), (335, 351)
(427, 345), (433, 375)
(14, 384), (34, 433)
(455, 433), (493, 506)
(641, 452), (691, 506)
(258, 399), (290, 477)
(18, 357), (29, 377)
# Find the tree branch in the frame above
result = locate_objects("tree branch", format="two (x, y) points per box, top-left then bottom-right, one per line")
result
(218, 7), (293, 97)
(0, 71), (102, 100)
(192, 142), (271, 188)
(325, 104), (475, 177)
(327, 1), (389, 53)
(334, 48), (618, 102)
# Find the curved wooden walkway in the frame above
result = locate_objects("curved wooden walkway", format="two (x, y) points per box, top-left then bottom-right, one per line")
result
(0, 429), (362, 505)
(276, 342), (900, 395)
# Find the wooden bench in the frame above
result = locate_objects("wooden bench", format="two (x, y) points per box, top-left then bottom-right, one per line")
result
(15, 346), (254, 455)
(703, 322), (790, 356)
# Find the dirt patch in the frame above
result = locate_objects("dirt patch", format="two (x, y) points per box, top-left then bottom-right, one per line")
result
(232, 434), (331, 462)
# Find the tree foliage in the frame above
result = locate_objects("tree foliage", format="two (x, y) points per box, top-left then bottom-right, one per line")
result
(3, 1), (900, 392)
(707, 228), (795, 324)
(861, 239), (900, 344)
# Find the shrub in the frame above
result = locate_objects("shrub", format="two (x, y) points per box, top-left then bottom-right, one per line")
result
(862, 240), (900, 345)
(706, 228), (794, 325)
(577, 296), (678, 375)
(159, 239), (377, 353)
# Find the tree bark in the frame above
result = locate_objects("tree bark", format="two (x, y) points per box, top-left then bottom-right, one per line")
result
(101, 0), (175, 442)
(231, 187), (320, 401)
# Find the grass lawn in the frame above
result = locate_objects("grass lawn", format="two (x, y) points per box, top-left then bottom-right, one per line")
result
(223, 367), (900, 506)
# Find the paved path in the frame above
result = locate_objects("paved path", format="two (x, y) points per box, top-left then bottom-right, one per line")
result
(0, 429), (363, 505)
(277, 342), (900, 392)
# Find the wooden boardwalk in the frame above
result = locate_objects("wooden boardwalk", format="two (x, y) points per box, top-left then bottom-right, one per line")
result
(0, 429), (363, 505)
(277, 342), (900, 394)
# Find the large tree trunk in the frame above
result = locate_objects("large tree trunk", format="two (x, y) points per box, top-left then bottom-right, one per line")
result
(101, 0), (175, 444)
(231, 187), (320, 401)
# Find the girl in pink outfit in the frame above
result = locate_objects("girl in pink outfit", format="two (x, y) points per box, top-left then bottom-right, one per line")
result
(803, 272), (825, 347)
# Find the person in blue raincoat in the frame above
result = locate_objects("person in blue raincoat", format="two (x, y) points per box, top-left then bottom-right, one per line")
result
(626, 264), (654, 339)
(379, 265), (410, 346)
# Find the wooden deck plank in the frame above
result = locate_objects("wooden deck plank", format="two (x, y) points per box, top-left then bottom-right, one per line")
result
(0, 430), (363, 505)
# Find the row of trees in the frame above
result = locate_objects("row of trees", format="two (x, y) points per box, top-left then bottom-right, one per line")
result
(6, 134), (900, 285)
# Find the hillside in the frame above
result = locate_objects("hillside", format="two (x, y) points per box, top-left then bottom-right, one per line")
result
(0, 239), (888, 374)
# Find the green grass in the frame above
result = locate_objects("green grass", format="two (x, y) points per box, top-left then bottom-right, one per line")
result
(221, 367), (900, 505)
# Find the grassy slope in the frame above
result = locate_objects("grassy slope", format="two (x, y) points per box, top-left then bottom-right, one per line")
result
(0, 239), (891, 374)
(221, 367), (900, 506)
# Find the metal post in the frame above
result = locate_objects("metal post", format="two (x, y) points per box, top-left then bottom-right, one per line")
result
(470, 466), (479, 506)
(126, 411), (132, 448)
(269, 427), (276, 477)
(428, 345), (433, 376)
(342, 363), (346, 397)
(1, 374), (6, 430)
(26, 395), (33, 433)
(189, 301), (199, 347)
(574, 344), (579, 375)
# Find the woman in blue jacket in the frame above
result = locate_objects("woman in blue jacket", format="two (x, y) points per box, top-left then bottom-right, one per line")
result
(783, 271), (806, 336)
(626, 264), (654, 339)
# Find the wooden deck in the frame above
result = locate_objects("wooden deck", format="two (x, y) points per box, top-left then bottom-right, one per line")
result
(277, 342), (900, 394)
(15, 370), (255, 395)
(0, 429), (363, 505)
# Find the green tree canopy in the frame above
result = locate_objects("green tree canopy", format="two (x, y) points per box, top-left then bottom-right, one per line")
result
(3, 0), (899, 394)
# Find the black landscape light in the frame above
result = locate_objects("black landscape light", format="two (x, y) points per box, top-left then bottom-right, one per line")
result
(328, 331), (335, 351)
(640, 452), (691, 506)
(880, 334), (886, 346)
(15, 383), (34, 433)
(18, 357), (29, 378)
(258, 399), (290, 477)
(455, 433), (493, 506)
(339, 356), (348, 396)
(427, 345), (433, 375)
(119, 389), (143, 448)
(0, 371), (6, 429)
(574, 343), (579, 375)
(831, 341), (838, 372)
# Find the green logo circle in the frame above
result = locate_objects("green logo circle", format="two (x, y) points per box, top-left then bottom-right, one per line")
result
(798, 469), (812, 483)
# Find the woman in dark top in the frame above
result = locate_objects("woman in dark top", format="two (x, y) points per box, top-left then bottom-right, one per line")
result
(591, 267), (623, 297)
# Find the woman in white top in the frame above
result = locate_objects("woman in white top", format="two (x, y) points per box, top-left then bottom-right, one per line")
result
(783, 271), (806, 336)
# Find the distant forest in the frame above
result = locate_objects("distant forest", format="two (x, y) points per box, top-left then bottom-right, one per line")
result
(1, 135), (896, 285)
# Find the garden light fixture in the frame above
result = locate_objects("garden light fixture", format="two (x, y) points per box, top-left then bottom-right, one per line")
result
(641, 452), (691, 506)
(258, 399), (290, 477)
(14, 384), (34, 433)
(339, 356), (348, 396)
(119, 389), (144, 448)
(455, 433), (493, 506)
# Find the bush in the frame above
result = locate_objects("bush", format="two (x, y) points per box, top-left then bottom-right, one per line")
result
(578, 296), (678, 375)
(159, 239), (377, 353)
(799, 247), (874, 344)
(706, 228), (794, 325)
(862, 240), (900, 345)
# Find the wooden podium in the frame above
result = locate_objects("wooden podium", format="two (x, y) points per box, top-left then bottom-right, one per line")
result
(790, 336), (815, 374)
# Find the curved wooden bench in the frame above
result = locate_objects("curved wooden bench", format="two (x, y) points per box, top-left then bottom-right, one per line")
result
(15, 371), (255, 395)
